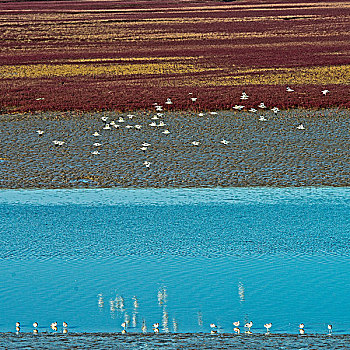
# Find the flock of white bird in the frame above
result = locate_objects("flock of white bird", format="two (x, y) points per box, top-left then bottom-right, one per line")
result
(34, 87), (331, 169)
(15, 321), (68, 334)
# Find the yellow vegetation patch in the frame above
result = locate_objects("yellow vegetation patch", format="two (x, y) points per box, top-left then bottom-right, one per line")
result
(160, 65), (350, 87)
(0, 62), (217, 79)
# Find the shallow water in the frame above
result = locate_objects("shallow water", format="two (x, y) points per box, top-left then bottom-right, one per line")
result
(0, 188), (349, 339)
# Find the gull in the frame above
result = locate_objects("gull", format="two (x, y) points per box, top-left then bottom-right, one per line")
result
(322, 89), (330, 95)
(165, 98), (173, 105)
(258, 102), (267, 108)
(93, 132), (100, 136)
(134, 125), (142, 129)
(53, 140), (65, 146)
(93, 143), (101, 147)
(151, 116), (159, 120)
(118, 117), (125, 123)
(143, 161), (151, 168)
(259, 115), (267, 121)
(16, 322), (20, 328)
(142, 142), (151, 147)
(33, 322), (38, 328)
(35, 97), (45, 100)
(162, 130), (170, 134)
(149, 121), (157, 127)
(244, 321), (253, 331)
(297, 123), (305, 130)
(249, 108), (257, 113)
(191, 141), (200, 146)
(101, 116), (108, 122)
(233, 105), (245, 110)
(125, 125), (133, 129)
(328, 324), (332, 334)
(271, 107), (279, 114)
(198, 113), (204, 116)
(155, 105), (163, 111)
(127, 114), (135, 119)
(233, 321), (240, 327)
(110, 121), (116, 126)
(264, 323), (272, 333)
(33, 329), (38, 334)
(210, 323), (217, 329)
(121, 322), (127, 329)
(299, 323), (305, 329)
(140, 147), (148, 151)
(63, 322), (68, 328)
(91, 150), (100, 155)
(113, 124), (120, 129)
(220, 139), (230, 145)
(157, 113), (163, 117)
(157, 121), (166, 127)
(240, 91), (249, 100)
(300, 328), (305, 335)
(210, 112), (218, 115)
(36, 130), (44, 135)
(103, 124), (111, 130)
(286, 87), (294, 92)
(51, 322), (58, 330)
(191, 97), (198, 102)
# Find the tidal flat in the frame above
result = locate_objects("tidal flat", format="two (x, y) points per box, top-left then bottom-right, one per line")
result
(0, 108), (348, 188)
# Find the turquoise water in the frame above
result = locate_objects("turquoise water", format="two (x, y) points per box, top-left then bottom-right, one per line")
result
(0, 188), (349, 335)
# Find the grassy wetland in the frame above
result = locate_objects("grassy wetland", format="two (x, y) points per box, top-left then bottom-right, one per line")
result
(0, 0), (349, 188)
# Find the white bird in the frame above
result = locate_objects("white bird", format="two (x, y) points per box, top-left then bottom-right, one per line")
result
(162, 130), (170, 134)
(143, 161), (151, 168)
(233, 105), (245, 110)
(33, 329), (38, 334)
(91, 150), (100, 155)
(220, 139), (230, 145)
(249, 108), (257, 113)
(300, 328), (305, 335)
(33, 322), (38, 328)
(101, 116), (108, 122)
(103, 124), (111, 130)
(328, 324), (332, 334)
(198, 113), (204, 116)
(149, 121), (157, 127)
(35, 97), (44, 100)
(53, 140), (65, 146)
(157, 121), (166, 127)
(240, 92), (249, 100)
(118, 117), (125, 123)
(234, 327), (240, 334)
(264, 323), (272, 333)
(16, 322), (20, 327)
(36, 130), (44, 135)
(93, 143), (101, 147)
(140, 147), (148, 151)
(190, 97), (198, 102)
(210, 111), (218, 115)
(110, 121), (116, 126)
(127, 114), (135, 119)
(299, 323), (305, 329)
(297, 123), (305, 130)
(191, 141), (200, 146)
(259, 115), (267, 121)
(93, 132), (100, 136)
(142, 142), (151, 147)
(258, 102), (267, 108)
(134, 125), (142, 130)
(153, 323), (159, 329)
(63, 322), (68, 328)
(155, 105), (163, 111)
(157, 113), (163, 117)
(233, 321), (240, 327)
(165, 98), (173, 105)
(244, 321), (253, 331)
(322, 89), (330, 95)
(210, 323), (217, 329)
(121, 322), (127, 329)
(125, 125), (133, 129)
(151, 115), (159, 120)
(286, 87), (294, 92)
(113, 124), (120, 129)
(271, 107), (279, 114)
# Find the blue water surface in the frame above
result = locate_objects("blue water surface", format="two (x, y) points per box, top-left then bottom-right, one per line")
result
(0, 188), (349, 335)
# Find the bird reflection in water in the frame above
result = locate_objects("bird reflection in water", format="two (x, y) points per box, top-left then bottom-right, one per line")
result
(132, 296), (139, 328)
(198, 311), (203, 327)
(172, 318), (178, 333)
(158, 286), (169, 333)
(238, 282), (245, 302)
(98, 293), (104, 309)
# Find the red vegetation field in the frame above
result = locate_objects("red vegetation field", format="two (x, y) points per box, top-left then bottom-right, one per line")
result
(0, 0), (349, 112)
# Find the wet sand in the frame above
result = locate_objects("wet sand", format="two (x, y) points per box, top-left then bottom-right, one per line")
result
(1, 332), (350, 350)
(0, 108), (349, 188)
